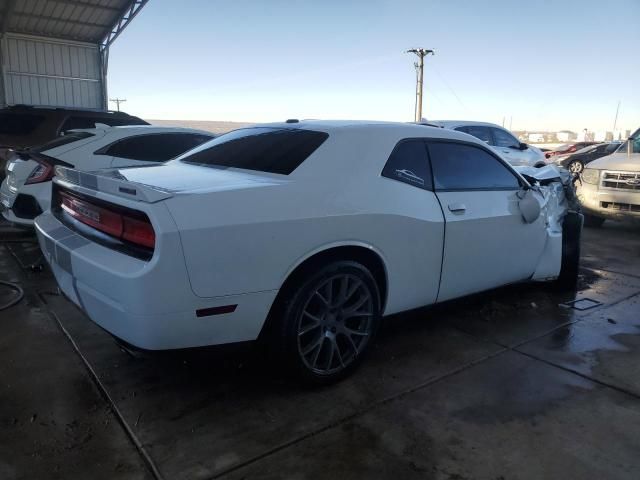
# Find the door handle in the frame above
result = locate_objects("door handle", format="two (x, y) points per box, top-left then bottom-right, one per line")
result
(448, 203), (466, 213)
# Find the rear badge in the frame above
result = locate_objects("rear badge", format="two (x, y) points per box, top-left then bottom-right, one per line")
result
(119, 187), (137, 196)
(559, 298), (603, 311)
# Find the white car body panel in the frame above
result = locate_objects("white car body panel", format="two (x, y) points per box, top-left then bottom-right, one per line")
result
(433, 120), (547, 167)
(1, 126), (212, 226)
(34, 121), (572, 350)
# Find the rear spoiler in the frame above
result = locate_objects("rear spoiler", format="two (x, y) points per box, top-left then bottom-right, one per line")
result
(53, 166), (173, 203)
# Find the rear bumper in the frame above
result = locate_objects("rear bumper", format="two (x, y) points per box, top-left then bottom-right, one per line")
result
(35, 212), (277, 350)
(1, 179), (50, 226)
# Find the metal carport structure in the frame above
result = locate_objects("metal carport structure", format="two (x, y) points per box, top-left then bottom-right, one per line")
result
(0, 0), (148, 110)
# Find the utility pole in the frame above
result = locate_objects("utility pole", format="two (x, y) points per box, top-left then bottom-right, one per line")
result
(613, 100), (620, 131)
(109, 98), (127, 111)
(407, 48), (434, 122)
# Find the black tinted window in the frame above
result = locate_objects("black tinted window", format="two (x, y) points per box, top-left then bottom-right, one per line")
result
(491, 128), (519, 148)
(428, 142), (520, 190)
(457, 125), (492, 144)
(382, 139), (432, 190)
(604, 143), (620, 153)
(31, 132), (94, 153)
(0, 113), (45, 135)
(103, 133), (212, 161)
(180, 128), (328, 175)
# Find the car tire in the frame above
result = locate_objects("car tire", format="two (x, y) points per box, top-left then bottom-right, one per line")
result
(568, 160), (584, 174)
(273, 261), (381, 385)
(583, 214), (605, 228)
(555, 211), (583, 290)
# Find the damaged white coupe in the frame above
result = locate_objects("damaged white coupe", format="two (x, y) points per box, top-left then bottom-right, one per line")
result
(34, 121), (582, 383)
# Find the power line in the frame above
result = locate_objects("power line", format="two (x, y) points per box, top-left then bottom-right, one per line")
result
(430, 64), (469, 114)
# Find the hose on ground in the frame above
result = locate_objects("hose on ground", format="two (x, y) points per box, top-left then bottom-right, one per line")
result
(0, 280), (24, 311)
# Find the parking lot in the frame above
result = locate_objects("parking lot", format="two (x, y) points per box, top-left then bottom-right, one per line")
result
(0, 218), (638, 480)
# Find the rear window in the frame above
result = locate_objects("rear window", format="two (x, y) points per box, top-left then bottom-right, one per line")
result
(31, 132), (95, 153)
(179, 127), (329, 175)
(0, 112), (45, 135)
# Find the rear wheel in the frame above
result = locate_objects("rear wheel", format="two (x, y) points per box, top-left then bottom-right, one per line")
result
(555, 211), (583, 290)
(568, 160), (584, 174)
(274, 261), (381, 384)
(583, 214), (605, 228)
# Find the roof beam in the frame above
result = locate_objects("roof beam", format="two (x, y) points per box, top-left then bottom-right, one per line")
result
(1, 0), (18, 34)
(11, 11), (111, 30)
(101, 0), (148, 49)
(46, 0), (121, 13)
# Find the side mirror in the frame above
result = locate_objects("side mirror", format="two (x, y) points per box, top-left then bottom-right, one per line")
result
(519, 142), (528, 150)
(518, 189), (542, 223)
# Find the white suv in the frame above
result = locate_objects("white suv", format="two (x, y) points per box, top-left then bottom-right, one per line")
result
(576, 129), (640, 227)
(432, 121), (547, 168)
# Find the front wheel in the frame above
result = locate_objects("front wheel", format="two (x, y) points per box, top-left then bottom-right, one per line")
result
(275, 261), (381, 384)
(568, 160), (584, 174)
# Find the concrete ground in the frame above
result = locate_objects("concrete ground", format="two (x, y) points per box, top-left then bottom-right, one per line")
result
(1, 219), (639, 480)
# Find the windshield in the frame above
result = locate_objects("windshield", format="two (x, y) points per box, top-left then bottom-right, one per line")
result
(617, 129), (640, 154)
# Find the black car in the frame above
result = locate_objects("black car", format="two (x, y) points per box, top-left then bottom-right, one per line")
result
(556, 142), (621, 173)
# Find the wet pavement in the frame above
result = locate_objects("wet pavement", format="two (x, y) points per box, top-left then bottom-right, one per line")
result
(1, 219), (639, 479)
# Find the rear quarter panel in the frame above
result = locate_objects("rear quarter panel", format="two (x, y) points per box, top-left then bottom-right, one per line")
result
(165, 129), (445, 315)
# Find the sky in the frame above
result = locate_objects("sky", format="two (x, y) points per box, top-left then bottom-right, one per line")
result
(108, 0), (640, 132)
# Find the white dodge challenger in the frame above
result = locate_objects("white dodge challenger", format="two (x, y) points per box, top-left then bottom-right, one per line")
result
(34, 121), (582, 383)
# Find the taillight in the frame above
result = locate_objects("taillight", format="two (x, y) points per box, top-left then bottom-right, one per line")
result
(122, 216), (155, 249)
(59, 191), (155, 250)
(25, 160), (54, 184)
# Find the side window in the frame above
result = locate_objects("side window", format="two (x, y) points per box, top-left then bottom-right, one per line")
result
(462, 126), (493, 145)
(381, 139), (432, 190)
(428, 142), (520, 191)
(491, 128), (520, 148)
(454, 126), (469, 134)
(103, 133), (212, 161)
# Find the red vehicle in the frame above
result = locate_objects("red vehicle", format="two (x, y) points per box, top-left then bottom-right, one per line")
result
(544, 142), (599, 159)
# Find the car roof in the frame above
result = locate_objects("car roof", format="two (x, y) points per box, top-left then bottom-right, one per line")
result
(241, 119), (478, 141)
(431, 120), (505, 129)
(2, 104), (138, 117)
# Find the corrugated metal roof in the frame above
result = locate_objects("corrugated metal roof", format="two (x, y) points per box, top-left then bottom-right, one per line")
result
(0, 0), (143, 45)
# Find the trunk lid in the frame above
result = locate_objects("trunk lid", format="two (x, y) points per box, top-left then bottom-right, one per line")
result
(54, 161), (287, 203)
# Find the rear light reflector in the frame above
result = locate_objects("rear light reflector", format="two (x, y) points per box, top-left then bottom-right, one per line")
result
(59, 191), (155, 250)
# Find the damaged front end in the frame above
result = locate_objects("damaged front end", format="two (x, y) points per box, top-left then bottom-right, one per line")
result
(514, 165), (583, 281)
